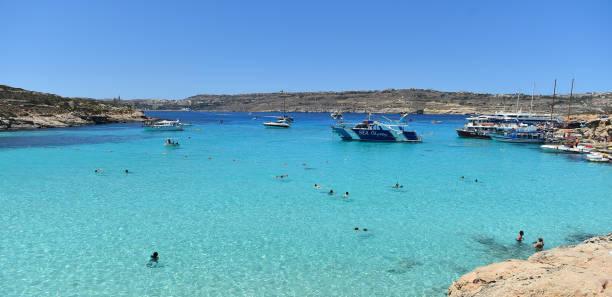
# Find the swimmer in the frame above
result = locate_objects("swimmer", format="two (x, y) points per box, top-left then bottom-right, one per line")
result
(516, 230), (524, 242)
(354, 227), (359, 231)
(94, 168), (103, 174)
(474, 179), (478, 183)
(328, 189), (335, 195)
(343, 192), (349, 198)
(533, 238), (544, 250)
(150, 251), (159, 263)
(275, 174), (288, 179)
(392, 182), (403, 189)
(124, 169), (129, 174)
(460, 176), (465, 179)
(314, 184), (321, 189)
(363, 228), (368, 232)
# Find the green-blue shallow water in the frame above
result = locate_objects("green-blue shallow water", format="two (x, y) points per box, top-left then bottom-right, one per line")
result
(1, 112), (610, 296)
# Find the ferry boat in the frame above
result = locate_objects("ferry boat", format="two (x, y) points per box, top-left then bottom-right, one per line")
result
(144, 119), (184, 131)
(332, 117), (421, 142)
(490, 126), (546, 143)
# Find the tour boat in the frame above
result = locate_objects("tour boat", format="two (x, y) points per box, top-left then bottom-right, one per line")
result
(490, 126), (546, 143)
(144, 119), (184, 131)
(332, 116), (421, 142)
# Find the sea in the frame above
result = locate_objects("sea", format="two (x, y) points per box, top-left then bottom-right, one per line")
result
(1, 112), (610, 296)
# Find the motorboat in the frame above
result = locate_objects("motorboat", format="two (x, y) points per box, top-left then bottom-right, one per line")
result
(586, 152), (610, 163)
(540, 144), (592, 154)
(332, 116), (421, 142)
(263, 118), (290, 128)
(144, 119), (184, 131)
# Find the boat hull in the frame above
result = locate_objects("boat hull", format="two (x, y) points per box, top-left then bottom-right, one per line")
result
(332, 126), (421, 142)
(490, 135), (545, 143)
(263, 122), (290, 128)
(144, 126), (184, 131)
(456, 129), (491, 139)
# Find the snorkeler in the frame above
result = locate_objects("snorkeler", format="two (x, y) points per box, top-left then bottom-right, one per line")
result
(124, 169), (129, 174)
(343, 192), (349, 198)
(392, 182), (403, 189)
(314, 184), (321, 189)
(533, 238), (544, 250)
(516, 230), (524, 242)
(328, 189), (335, 195)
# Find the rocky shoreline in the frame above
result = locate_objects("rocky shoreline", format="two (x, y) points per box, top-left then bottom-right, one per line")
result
(0, 85), (147, 131)
(448, 233), (612, 297)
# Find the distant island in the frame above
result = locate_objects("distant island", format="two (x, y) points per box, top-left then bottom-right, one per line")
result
(2, 84), (611, 131)
(0, 85), (146, 130)
(130, 88), (612, 115)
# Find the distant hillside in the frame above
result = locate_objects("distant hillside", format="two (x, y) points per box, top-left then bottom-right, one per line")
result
(0, 85), (146, 130)
(131, 88), (612, 115)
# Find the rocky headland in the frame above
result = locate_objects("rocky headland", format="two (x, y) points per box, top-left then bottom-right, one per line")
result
(0, 85), (147, 131)
(448, 233), (612, 297)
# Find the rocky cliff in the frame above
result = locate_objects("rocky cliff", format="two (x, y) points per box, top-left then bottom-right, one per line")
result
(448, 233), (612, 297)
(0, 85), (147, 130)
(131, 89), (612, 115)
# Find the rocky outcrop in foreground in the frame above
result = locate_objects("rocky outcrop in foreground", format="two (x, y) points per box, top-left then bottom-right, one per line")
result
(0, 85), (147, 130)
(448, 233), (612, 297)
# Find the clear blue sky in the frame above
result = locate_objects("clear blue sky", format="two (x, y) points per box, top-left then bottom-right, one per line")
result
(1, 0), (610, 99)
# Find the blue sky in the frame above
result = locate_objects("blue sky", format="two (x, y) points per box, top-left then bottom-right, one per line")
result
(1, 0), (610, 99)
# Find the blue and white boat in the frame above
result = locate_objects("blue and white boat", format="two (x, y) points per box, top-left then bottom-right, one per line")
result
(332, 116), (421, 142)
(144, 119), (184, 131)
(490, 125), (546, 143)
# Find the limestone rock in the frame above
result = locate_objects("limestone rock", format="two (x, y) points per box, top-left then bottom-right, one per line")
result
(448, 233), (612, 297)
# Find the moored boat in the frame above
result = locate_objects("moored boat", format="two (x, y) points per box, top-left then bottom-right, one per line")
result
(490, 126), (546, 143)
(263, 119), (291, 128)
(540, 144), (592, 154)
(585, 152), (610, 163)
(332, 117), (421, 142)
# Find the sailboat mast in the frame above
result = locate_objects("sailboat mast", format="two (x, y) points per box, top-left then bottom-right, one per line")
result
(568, 78), (574, 120)
(550, 79), (557, 120)
(515, 93), (520, 113)
(530, 82), (535, 114)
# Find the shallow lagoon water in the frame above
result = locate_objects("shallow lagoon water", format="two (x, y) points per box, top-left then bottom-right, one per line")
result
(1, 112), (610, 296)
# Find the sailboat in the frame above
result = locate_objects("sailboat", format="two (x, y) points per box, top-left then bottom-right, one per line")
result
(263, 92), (292, 128)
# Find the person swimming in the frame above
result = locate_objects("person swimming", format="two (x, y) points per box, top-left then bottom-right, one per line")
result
(94, 168), (103, 173)
(276, 174), (288, 179)
(363, 228), (368, 232)
(124, 169), (129, 174)
(392, 182), (403, 189)
(461, 176), (465, 179)
(354, 227), (359, 231)
(533, 238), (544, 250)
(328, 189), (335, 195)
(516, 230), (524, 242)
(150, 251), (159, 262)
(314, 184), (321, 189)
(343, 192), (349, 198)
(474, 179), (478, 183)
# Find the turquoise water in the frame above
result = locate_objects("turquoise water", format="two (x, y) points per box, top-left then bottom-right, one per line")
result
(1, 112), (610, 296)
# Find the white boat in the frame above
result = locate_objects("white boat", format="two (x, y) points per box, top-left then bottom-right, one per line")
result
(540, 144), (592, 154)
(490, 125), (546, 143)
(586, 152), (610, 163)
(144, 119), (184, 131)
(263, 119), (290, 128)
